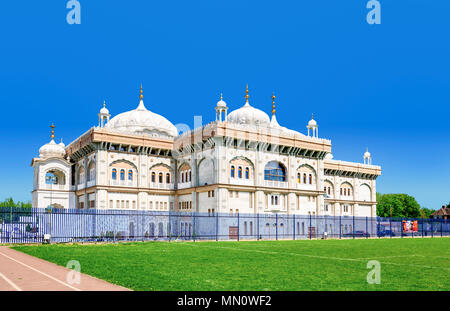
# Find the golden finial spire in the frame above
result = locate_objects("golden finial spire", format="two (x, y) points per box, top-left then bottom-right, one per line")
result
(245, 84), (249, 103)
(139, 84), (144, 101)
(272, 92), (276, 116)
(220, 93), (223, 101)
(103, 101), (106, 108)
(50, 124), (55, 140)
(311, 113), (314, 120)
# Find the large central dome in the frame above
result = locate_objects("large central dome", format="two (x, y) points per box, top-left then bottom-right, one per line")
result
(107, 90), (178, 139)
(227, 86), (270, 126)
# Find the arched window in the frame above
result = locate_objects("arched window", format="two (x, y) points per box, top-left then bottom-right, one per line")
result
(151, 172), (156, 183)
(297, 173), (301, 183)
(238, 166), (242, 178)
(328, 187), (331, 195)
(112, 169), (117, 180)
(181, 172), (184, 183)
(120, 169), (125, 181)
(303, 173), (307, 184)
(245, 167), (249, 179)
(166, 173), (170, 184)
(128, 170), (133, 181)
(189, 170), (192, 182)
(45, 172), (58, 185)
(231, 166), (235, 178)
(264, 161), (286, 182)
(88, 162), (95, 181)
(309, 174), (312, 184)
(158, 173), (163, 183)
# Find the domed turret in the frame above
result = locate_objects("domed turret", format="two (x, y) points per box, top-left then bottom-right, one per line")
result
(307, 113), (318, 138)
(106, 85), (178, 138)
(228, 85), (270, 127)
(39, 124), (66, 159)
(215, 93), (228, 122)
(98, 101), (111, 128)
(364, 148), (372, 165)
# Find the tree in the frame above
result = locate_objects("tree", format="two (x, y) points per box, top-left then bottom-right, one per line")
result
(376, 193), (422, 218)
(420, 207), (435, 219)
(0, 197), (31, 208)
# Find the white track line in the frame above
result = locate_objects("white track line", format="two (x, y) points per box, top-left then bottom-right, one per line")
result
(0, 271), (22, 291)
(0, 252), (81, 291)
(182, 243), (450, 271)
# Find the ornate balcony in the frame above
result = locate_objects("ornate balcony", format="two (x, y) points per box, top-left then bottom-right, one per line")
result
(177, 182), (192, 189)
(109, 180), (137, 187)
(296, 183), (316, 191)
(45, 184), (66, 191)
(229, 178), (254, 186)
(264, 180), (288, 188)
(149, 182), (174, 190)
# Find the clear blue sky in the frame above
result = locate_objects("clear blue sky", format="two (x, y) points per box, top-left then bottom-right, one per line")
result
(0, 1), (449, 209)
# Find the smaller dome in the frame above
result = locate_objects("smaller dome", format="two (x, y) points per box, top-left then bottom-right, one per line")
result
(39, 140), (66, 159)
(216, 99), (227, 107)
(308, 114), (317, 127)
(59, 140), (65, 148)
(216, 94), (227, 107)
(325, 153), (334, 160)
(364, 149), (371, 158)
(100, 102), (109, 115)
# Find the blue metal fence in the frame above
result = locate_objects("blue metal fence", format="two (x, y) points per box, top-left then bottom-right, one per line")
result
(0, 207), (448, 244)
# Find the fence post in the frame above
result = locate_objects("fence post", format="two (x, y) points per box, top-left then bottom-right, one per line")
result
(193, 212), (196, 242)
(366, 216), (368, 239)
(215, 211), (218, 241)
(431, 219), (434, 238)
(352, 215), (355, 239)
(389, 217), (392, 238)
(275, 213), (278, 241)
(309, 214), (312, 240)
(9, 207), (12, 244)
(293, 214), (296, 241)
(237, 212), (239, 242)
(257, 213), (260, 241)
(421, 218), (424, 238)
(401, 217), (403, 238)
(339, 215), (341, 239)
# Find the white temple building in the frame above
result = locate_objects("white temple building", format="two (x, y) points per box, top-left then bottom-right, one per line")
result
(31, 85), (381, 218)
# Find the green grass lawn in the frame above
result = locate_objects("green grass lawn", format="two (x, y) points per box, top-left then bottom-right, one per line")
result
(12, 238), (450, 291)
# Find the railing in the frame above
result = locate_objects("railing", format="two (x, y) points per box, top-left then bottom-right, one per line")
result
(177, 182), (192, 189)
(339, 196), (354, 201)
(229, 178), (254, 186)
(149, 182), (174, 190)
(264, 180), (288, 188)
(110, 180), (137, 187)
(45, 184), (66, 190)
(296, 183), (316, 191)
(265, 204), (287, 212)
(0, 207), (448, 244)
(77, 183), (85, 190)
(87, 180), (95, 188)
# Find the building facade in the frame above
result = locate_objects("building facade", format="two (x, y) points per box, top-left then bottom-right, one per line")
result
(31, 86), (381, 218)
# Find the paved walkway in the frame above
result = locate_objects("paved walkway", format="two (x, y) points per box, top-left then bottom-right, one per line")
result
(0, 246), (130, 291)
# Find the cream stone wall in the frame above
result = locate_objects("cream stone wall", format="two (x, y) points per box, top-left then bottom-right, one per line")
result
(33, 120), (379, 218)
